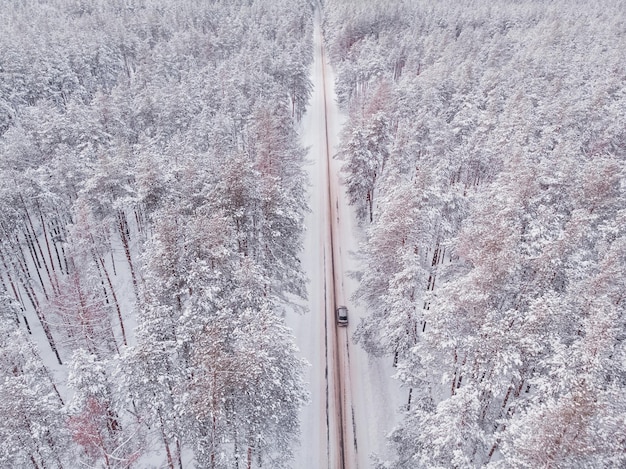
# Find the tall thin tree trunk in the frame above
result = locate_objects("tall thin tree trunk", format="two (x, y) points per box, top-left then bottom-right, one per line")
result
(159, 412), (175, 469)
(37, 202), (60, 285)
(96, 252), (127, 346)
(51, 209), (69, 274)
(30, 454), (40, 469)
(21, 196), (58, 296)
(451, 348), (458, 396)
(32, 346), (65, 405)
(93, 250), (111, 304)
(110, 248), (117, 276)
(22, 279), (62, 364)
(51, 220), (64, 273)
(118, 211), (139, 299)
(1, 276), (21, 325)
(3, 233), (62, 363)
(59, 242), (69, 274)
(176, 438), (183, 469)
(22, 229), (49, 300)
(486, 427), (504, 463)
(0, 249), (27, 316)
(22, 222), (41, 269)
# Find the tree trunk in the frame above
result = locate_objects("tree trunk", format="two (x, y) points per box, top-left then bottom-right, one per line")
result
(4, 240), (62, 364)
(163, 435), (174, 469)
(30, 454), (40, 469)
(0, 248), (30, 331)
(51, 209), (68, 274)
(22, 196), (58, 296)
(159, 411), (175, 469)
(93, 250), (111, 304)
(176, 438), (183, 469)
(25, 284), (62, 364)
(451, 348), (458, 396)
(37, 202), (60, 285)
(96, 252), (127, 346)
(22, 222), (41, 269)
(21, 227), (50, 301)
(486, 426), (504, 463)
(118, 211), (139, 300)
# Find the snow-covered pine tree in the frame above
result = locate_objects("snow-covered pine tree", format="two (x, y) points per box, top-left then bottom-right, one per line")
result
(0, 294), (69, 468)
(67, 349), (143, 468)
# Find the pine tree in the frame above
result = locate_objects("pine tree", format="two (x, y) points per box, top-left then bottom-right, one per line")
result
(67, 349), (143, 468)
(338, 111), (391, 223)
(0, 294), (69, 468)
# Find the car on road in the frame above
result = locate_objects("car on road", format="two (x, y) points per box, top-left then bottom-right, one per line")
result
(336, 306), (348, 326)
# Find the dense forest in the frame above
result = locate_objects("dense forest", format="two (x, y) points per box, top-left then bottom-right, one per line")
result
(0, 0), (314, 467)
(324, 0), (626, 467)
(3, 0), (626, 467)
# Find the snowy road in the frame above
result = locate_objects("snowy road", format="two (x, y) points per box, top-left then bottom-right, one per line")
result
(287, 14), (404, 469)
(321, 26), (356, 469)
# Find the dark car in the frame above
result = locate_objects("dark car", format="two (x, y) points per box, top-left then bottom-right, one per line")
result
(336, 306), (348, 326)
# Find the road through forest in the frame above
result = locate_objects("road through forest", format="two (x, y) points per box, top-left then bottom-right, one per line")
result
(286, 15), (404, 469)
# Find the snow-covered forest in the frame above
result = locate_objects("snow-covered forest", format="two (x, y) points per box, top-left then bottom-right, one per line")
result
(324, 0), (626, 467)
(1, 0), (313, 467)
(3, 0), (626, 467)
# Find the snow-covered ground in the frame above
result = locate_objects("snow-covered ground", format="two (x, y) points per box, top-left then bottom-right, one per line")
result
(286, 17), (405, 469)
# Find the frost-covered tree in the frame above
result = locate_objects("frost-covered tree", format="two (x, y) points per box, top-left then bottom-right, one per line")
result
(338, 111), (391, 223)
(353, 176), (430, 358)
(67, 349), (143, 468)
(1, 0), (314, 466)
(326, 0), (626, 466)
(127, 197), (308, 467)
(248, 102), (309, 300)
(180, 258), (308, 469)
(0, 294), (69, 468)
